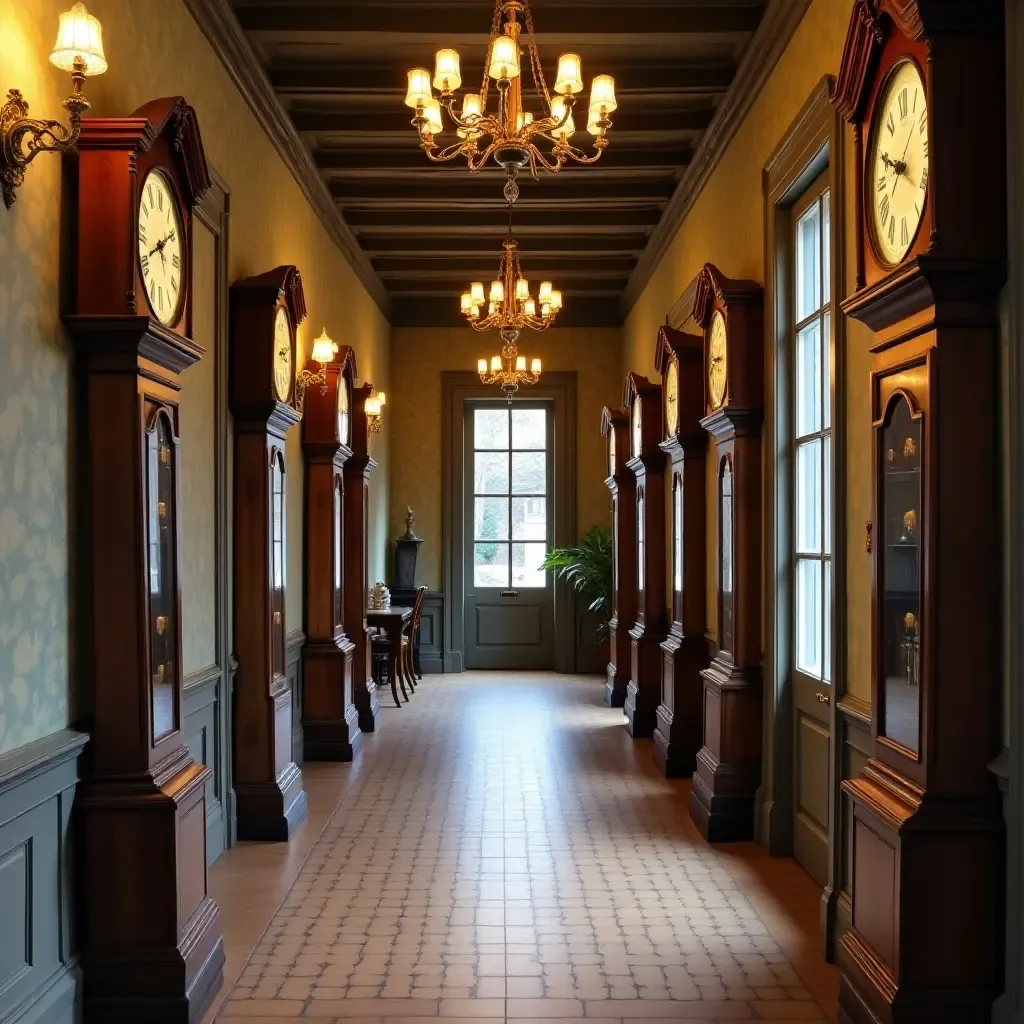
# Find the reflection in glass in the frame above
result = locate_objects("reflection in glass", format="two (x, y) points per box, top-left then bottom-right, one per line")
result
(512, 543), (546, 587)
(796, 320), (821, 437)
(511, 408), (545, 450)
(474, 451), (509, 494)
(612, 495), (619, 604)
(880, 394), (922, 753)
(147, 415), (177, 742)
(637, 490), (645, 595)
(512, 496), (546, 539)
(474, 542), (509, 588)
(796, 557), (822, 676)
(475, 496), (509, 540)
(511, 451), (546, 494)
(720, 459), (734, 654)
(796, 199), (822, 322)
(796, 438), (822, 553)
(474, 408), (509, 449)
(673, 474), (683, 596)
(333, 477), (343, 629)
(271, 453), (286, 677)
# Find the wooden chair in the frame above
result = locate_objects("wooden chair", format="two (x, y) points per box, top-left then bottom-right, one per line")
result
(401, 586), (427, 691)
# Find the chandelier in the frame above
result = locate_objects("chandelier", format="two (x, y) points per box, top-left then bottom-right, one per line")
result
(477, 333), (542, 403)
(403, 0), (617, 201)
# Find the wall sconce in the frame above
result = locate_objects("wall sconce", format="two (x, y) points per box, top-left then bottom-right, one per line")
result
(365, 390), (386, 433)
(294, 327), (338, 414)
(1, 3), (108, 209)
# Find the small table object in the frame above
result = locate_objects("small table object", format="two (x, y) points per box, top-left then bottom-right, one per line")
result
(367, 606), (413, 708)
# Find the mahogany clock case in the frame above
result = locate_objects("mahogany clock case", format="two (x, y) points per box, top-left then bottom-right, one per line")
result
(601, 406), (636, 709)
(689, 263), (765, 842)
(301, 344), (362, 761)
(64, 98), (225, 1021)
(230, 266), (308, 842)
(833, 3), (1007, 1023)
(653, 326), (708, 778)
(623, 372), (668, 738)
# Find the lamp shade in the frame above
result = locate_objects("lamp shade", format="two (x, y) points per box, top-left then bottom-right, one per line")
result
(423, 97), (443, 135)
(488, 35), (520, 80)
(404, 67), (432, 108)
(365, 395), (381, 416)
(551, 290), (563, 310)
(461, 292), (473, 313)
(515, 278), (530, 302)
(538, 281), (553, 304)
(461, 93), (482, 121)
(554, 53), (583, 95)
(516, 111), (534, 131)
(589, 74), (617, 113)
(531, 358), (542, 373)
(470, 282), (486, 307)
(489, 280), (504, 303)
(478, 359), (488, 374)
(491, 355), (502, 372)
(433, 49), (462, 91)
(377, 392), (386, 407)
(586, 109), (602, 136)
(550, 96), (575, 139)
(524, 298), (536, 317)
(516, 355), (527, 372)
(50, 2), (107, 75)
(310, 328), (336, 364)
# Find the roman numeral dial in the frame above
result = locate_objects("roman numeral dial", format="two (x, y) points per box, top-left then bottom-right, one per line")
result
(869, 59), (929, 266)
(137, 170), (185, 327)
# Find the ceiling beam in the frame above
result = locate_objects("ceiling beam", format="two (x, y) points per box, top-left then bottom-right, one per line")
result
(345, 207), (663, 230)
(373, 255), (637, 275)
(236, 3), (764, 37)
(360, 234), (649, 255)
(386, 279), (625, 295)
(389, 295), (623, 329)
(315, 146), (692, 172)
(269, 62), (737, 98)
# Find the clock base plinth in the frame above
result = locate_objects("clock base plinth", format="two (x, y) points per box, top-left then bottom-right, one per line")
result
(689, 656), (762, 842)
(302, 638), (362, 761)
(653, 631), (707, 778)
(605, 618), (631, 707)
(626, 622), (666, 737)
(79, 756), (225, 1024)
(235, 761), (308, 842)
(350, 625), (382, 732)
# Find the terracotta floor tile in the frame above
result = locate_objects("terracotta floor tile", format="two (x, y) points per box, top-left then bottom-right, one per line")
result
(205, 675), (839, 1024)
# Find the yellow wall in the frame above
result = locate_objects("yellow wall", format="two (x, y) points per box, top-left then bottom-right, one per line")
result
(388, 327), (622, 591)
(0, 0), (389, 753)
(620, 0), (873, 702)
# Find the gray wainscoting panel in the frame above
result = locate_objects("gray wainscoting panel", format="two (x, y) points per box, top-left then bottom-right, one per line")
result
(420, 592), (445, 674)
(834, 700), (872, 948)
(184, 664), (228, 865)
(287, 630), (305, 764)
(0, 729), (88, 1024)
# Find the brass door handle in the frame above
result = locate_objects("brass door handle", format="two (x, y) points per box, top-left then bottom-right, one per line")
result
(816, 691), (830, 705)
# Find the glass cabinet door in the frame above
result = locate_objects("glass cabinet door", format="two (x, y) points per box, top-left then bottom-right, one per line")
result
(673, 472), (683, 617)
(636, 487), (645, 602)
(879, 395), (922, 753)
(720, 457), (734, 654)
(270, 451), (286, 679)
(333, 475), (343, 632)
(147, 413), (178, 743)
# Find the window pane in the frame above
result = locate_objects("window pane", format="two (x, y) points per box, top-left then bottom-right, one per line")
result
(796, 557), (822, 678)
(474, 408), (508, 450)
(512, 543), (546, 587)
(474, 543), (508, 587)
(822, 192), (831, 305)
(511, 451), (545, 494)
(823, 310), (831, 430)
(475, 497), (509, 540)
(796, 319), (821, 437)
(475, 451), (509, 494)
(512, 496), (546, 540)
(796, 200), (822, 321)
(824, 558), (832, 683)
(823, 435), (832, 555)
(796, 438), (822, 553)
(512, 408), (545, 450)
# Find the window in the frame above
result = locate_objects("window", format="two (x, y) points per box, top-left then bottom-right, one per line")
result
(793, 185), (831, 683)
(472, 406), (549, 588)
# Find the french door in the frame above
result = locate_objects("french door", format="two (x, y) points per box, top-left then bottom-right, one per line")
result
(463, 401), (555, 669)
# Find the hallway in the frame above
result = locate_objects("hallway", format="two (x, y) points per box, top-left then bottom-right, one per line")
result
(209, 674), (837, 1023)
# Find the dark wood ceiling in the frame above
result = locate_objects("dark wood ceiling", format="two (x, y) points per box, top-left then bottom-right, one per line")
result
(229, 0), (768, 327)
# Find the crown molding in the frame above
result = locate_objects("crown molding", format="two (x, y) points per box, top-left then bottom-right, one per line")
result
(620, 0), (814, 318)
(182, 0), (390, 318)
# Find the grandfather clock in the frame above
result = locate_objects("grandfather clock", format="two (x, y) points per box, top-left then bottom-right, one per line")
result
(65, 97), (224, 1020)
(835, 4), (1006, 1021)
(689, 263), (764, 842)
(301, 344), (361, 760)
(344, 382), (381, 732)
(653, 326), (708, 778)
(623, 373), (667, 737)
(229, 266), (309, 840)
(600, 406), (636, 708)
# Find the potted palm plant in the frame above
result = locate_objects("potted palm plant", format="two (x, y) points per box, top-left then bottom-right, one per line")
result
(541, 526), (613, 665)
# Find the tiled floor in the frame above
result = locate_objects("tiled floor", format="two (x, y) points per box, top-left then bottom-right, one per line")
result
(208, 672), (838, 1023)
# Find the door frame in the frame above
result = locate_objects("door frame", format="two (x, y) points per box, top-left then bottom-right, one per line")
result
(761, 76), (847, 949)
(442, 371), (577, 674)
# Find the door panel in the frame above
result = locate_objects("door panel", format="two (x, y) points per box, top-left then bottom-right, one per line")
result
(464, 402), (554, 669)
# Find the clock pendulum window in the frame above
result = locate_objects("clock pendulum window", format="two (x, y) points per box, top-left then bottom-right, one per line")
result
(600, 406), (635, 708)
(622, 372), (669, 737)
(300, 343), (363, 759)
(689, 263), (765, 842)
(652, 326), (709, 778)
(62, 98), (224, 1021)
(344, 381), (382, 733)
(834, 5), (1006, 1022)
(229, 266), (309, 841)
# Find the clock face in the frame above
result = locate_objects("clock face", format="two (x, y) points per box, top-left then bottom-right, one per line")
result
(665, 359), (679, 436)
(272, 306), (293, 403)
(632, 397), (642, 458)
(869, 59), (929, 266)
(608, 430), (616, 476)
(708, 311), (728, 410)
(138, 170), (185, 327)
(337, 376), (350, 446)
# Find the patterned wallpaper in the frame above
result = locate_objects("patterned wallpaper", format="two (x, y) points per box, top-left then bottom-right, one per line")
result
(0, 0), (390, 755)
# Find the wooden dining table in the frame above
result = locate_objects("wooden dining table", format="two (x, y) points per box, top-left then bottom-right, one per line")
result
(366, 605), (413, 709)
